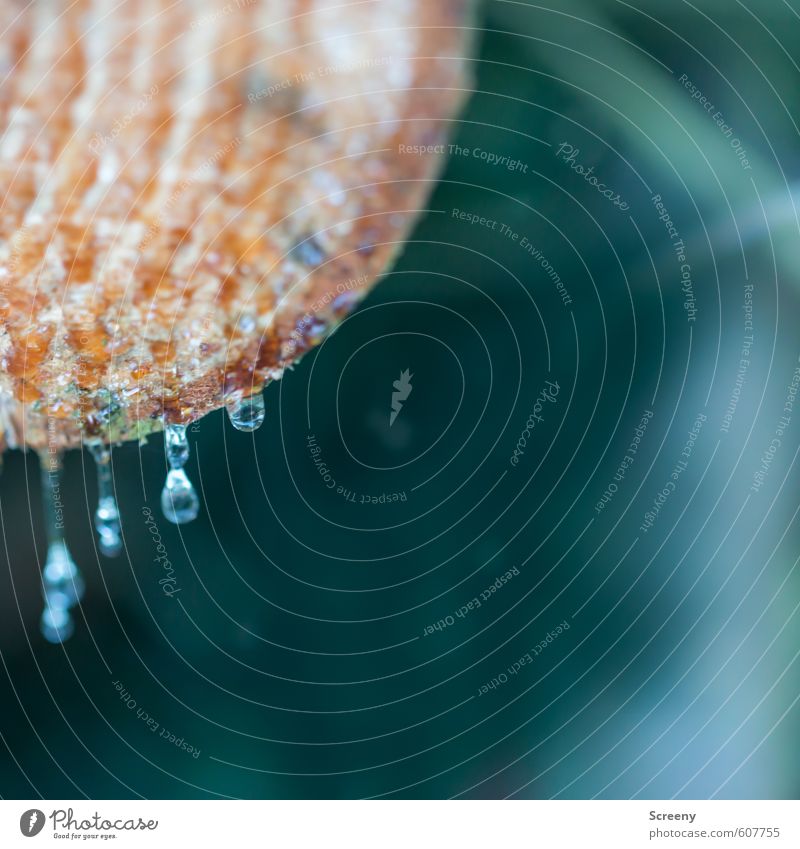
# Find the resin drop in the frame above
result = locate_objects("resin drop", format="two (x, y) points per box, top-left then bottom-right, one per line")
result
(164, 423), (190, 468)
(161, 424), (200, 524)
(40, 604), (74, 644)
(39, 454), (84, 641)
(227, 393), (265, 432)
(89, 443), (122, 557)
(95, 496), (123, 557)
(43, 540), (85, 610)
(161, 469), (200, 524)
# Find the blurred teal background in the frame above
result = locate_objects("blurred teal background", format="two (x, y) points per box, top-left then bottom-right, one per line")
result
(1, 0), (799, 799)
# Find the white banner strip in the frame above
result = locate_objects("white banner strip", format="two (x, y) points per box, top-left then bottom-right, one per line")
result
(1, 800), (798, 847)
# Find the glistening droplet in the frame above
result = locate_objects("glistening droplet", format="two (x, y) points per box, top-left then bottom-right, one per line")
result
(161, 469), (200, 524)
(95, 496), (122, 557)
(164, 423), (190, 469)
(40, 604), (74, 644)
(227, 392), (265, 432)
(43, 540), (85, 609)
(39, 453), (84, 642)
(89, 443), (122, 557)
(160, 422), (200, 523)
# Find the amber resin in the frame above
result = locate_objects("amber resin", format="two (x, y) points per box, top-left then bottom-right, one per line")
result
(0, 0), (473, 450)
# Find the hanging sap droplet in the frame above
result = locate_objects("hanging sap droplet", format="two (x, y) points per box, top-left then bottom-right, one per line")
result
(43, 541), (85, 609)
(95, 496), (123, 557)
(160, 469), (199, 524)
(39, 453), (84, 642)
(160, 423), (200, 524)
(89, 443), (122, 557)
(227, 392), (265, 432)
(164, 423), (190, 469)
(40, 604), (74, 644)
